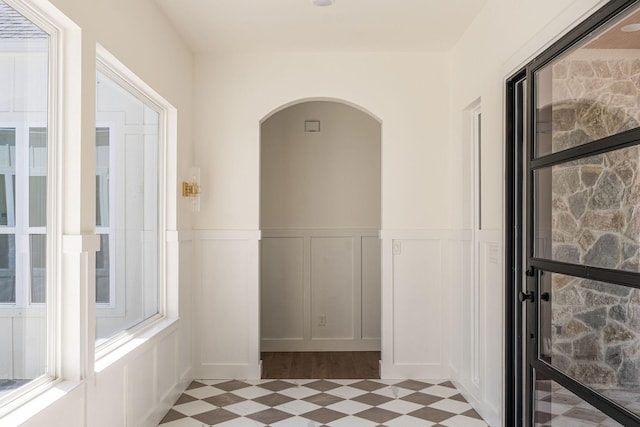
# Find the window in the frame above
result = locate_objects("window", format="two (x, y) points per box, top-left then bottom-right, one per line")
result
(95, 61), (163, 347)
(0, 0), (52, 402)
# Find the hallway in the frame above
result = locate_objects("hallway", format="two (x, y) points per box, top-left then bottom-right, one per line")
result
(261, 352), (380, 379)
(158, 378), (488, 426)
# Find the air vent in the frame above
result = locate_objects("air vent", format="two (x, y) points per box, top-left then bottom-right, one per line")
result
(304, 120), (321, 132)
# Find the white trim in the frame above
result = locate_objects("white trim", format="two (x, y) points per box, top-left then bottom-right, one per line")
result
(379, 229), (470, 240)
(166, 229), (193, 242)
(195, 229), (262, 240)
(61, 234), (101, 254)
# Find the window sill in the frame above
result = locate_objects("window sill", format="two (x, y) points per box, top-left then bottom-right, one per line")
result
(94, 317), (179, 373)
(0, 380), (82, 426)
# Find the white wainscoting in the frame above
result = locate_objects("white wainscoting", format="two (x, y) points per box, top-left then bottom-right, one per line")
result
(192, 230), (261, 379)
(11, 232), (193, 427)
(380, 230), (462, 379)
(449, 228), (502, 427)
(260, 229), (381, 352)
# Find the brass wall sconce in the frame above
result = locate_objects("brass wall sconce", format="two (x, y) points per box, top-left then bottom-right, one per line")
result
(182, 167), (201, 211)
(182, 180), (199, 198)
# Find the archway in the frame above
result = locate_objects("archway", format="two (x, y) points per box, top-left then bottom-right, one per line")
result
(259, 98), (382, 378)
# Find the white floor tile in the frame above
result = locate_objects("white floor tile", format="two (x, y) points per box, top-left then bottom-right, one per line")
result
(421, 385), (459, 398)
(385, 414), (436, 427)
(173, 400), (217, 416)
(230, 385), (274, 400)
(371, 385), (413, 399)
(428, 398), (472, 414)
(325, 386), (368, 399)
(224, 400), (271, 416)
(325, 399), (371, 415)
(377, 398), (424, 414)
(328, 415), (378, 427)
(278, 386), (321, 400)
(184, 386), (226, 399)
(276, 399), (321, 415)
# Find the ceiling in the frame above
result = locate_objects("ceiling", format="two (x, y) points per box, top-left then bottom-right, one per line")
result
(586, 7), (640, 49)
(154, 0), (488, 53)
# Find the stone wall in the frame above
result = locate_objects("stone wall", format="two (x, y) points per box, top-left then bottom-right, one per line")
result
(545, 55), (640, 389)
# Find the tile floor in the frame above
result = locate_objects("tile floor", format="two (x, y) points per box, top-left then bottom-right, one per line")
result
(159, 379), (489, 426)
(535, 380), (627, 427)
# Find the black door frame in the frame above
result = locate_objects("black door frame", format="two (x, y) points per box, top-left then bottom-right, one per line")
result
(505, 1), (640, 425)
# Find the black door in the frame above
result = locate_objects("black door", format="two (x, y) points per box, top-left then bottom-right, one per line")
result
(507, 1), (640, 425)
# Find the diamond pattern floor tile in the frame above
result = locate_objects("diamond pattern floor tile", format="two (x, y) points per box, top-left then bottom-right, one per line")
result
(158, 379), (490, 426)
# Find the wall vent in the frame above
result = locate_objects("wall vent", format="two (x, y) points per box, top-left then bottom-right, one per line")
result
(304, 120), (321, 132)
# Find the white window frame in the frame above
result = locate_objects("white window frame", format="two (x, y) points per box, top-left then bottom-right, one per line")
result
(0, 123), (49, 310)
(94, 117), (124, 315)
(0, 0), (60, 415)
(94, 45), (168, 359)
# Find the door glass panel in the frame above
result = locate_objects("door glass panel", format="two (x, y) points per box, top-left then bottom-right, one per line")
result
(540, 272), (640, 416)
(535, 4), (640, 157)
(535, 375), (624, 426)
(534, 144), (640, 270)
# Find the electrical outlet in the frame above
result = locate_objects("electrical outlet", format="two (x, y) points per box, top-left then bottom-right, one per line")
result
(319, 314), (326, 326)
(393, 241), (402, 255)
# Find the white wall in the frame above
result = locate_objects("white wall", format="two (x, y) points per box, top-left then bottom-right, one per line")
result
(194, 52), (450, 230)
(260, 101), (381, 352)
(1, 0), (195, 425)
(260, 100), (381, 229)
(192, 51), (454, 379)
(446, 0), (607, 425)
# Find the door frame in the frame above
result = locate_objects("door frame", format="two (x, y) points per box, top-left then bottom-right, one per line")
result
(505, 0), (640, 425)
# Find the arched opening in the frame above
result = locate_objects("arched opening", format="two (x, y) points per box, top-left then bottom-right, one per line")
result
(259, 99), (382, 378)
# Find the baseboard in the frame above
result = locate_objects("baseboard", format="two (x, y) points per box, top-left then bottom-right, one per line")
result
(380, 362), (448, 380)
(451, 378), (501, 427)
(149, 370), (192, 427)
(261, 339), (381, 352)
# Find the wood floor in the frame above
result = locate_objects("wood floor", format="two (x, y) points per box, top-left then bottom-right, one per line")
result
(261, 351), (380, 379)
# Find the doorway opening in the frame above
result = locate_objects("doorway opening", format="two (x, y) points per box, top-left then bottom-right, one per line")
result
(259, 99), (382, 379)
(506, 1), (640, 425)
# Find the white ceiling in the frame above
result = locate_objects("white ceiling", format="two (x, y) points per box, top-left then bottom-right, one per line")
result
(155, 0), (488, 53)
